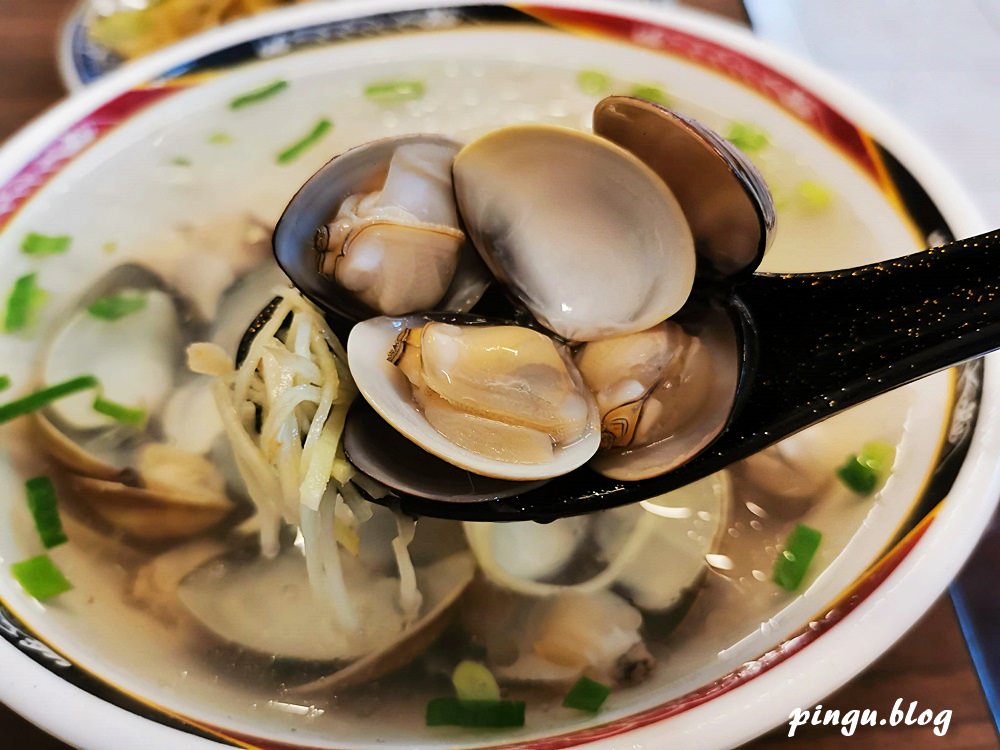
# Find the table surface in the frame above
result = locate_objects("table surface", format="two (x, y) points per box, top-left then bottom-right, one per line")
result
(0, 0), (998, 748)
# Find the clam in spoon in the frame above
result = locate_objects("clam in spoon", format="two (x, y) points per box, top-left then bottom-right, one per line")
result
(275, 96), (994, 522)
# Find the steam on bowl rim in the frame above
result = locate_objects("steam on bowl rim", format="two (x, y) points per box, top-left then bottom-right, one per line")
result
(3, 1), (997, 748)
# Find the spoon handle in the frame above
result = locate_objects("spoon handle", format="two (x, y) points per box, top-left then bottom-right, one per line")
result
(727, 229), (1000, 453)
(390, 231), (1000, 522)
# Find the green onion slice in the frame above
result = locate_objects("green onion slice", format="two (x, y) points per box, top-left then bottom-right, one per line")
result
(207, 131), (232, 144)
(229, 79), (288, 109)
(836, 441), (895, 496)
(87, 291), (147, 321)
(796, 179), (833, 211)
(425, 698), (525, 728)
(364, 79), (425, 105)
(576, 69), (611, 95)
(25, 476), (68, 549)
(627, 83), (670, 106)
(93, 395), (147, 427)
(773, 523), (822, 592)
(4, 272), (48, 333)
(0, 375), (99, 425)
(21, 232), (71, 256)
(562, 676), (610, 712)
(170, 156), (192, 167)
(452, 660), (501, 702)
(277, 118), (333, 164)
(11, 554), (72, 601)
(836, 456), (878, 495)
(725, 121), (770, 152)
(0, 375), (10, 392)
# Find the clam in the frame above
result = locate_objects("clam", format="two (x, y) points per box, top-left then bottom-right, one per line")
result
(176, 531), (475, 691)
(460, 583), (654, 687)
(592, 96), (774, 277)
(452, 123), (697, 342)
(577, 304), (741, 481)
(273, 135), (492, 322)
(343, 400), (551, 504)
(271, 96), (772, 510)
(347, 315), (601, 481)
(33, 264), (233, 541)
(463, 471), (730, 612)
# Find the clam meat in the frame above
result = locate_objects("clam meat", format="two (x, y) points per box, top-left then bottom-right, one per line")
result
(461, 583), (654, 687)
(348, 316), (601, 480)
(581, 307), (740, 482)
(274, 135), (491, 323)
(315, 142), (466, 316)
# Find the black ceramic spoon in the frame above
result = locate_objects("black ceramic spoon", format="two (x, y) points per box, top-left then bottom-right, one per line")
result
(271, 96), (990, 521)
(380, 230), (998, 521)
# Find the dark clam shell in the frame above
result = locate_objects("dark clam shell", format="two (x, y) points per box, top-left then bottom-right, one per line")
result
(593, 95), (775, 279)
(272, 134), (490, 323)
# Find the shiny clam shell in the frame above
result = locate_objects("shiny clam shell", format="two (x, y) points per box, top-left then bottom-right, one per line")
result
(593, 96), (775, 277)
(453, 123), (697, 342)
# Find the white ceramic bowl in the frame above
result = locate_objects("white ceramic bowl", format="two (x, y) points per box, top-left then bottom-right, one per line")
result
(3, 1), (997, 749)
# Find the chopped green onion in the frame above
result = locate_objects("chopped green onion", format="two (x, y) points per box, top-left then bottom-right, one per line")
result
(0, 375), (10, 392)
(207, 131), (233, 144)
(101, 241), (118, 254)
(364, 79), (425, 105)
(628, 83), (670, 106)
(577, 69), (611, 95)
(726, 121), (769, 152)
(92, 395), (147, 427)
(0, 375), (99, 425)
(87, 291), (147, 321)
(563, 676), (610, 712)
(277, 118), (333, 164)
(425, 698), (525, 728)
(796, 179), (833, 211)
(773, 523), (822, 591)
(170, 156), (192, 167)
(4, 272), (48, 333)
(452, 660), (501, 702)
(836, 440), (896, 496)
(21, 232), (71, 256)
(836, 456), (877, 494)
(860, 440), (896, 473)
(229, 79), (288, 109)
(11, 554), (72, 601)
(25, 476), (67, 549)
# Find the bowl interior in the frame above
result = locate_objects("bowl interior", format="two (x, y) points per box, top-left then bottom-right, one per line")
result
(0, 5), (969, 749)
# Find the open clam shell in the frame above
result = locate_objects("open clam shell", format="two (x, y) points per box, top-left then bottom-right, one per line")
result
(33, 263), (233, 541)
(177, 543), (475, 691)
(585, 301), (741, 482)
(62, 473), (231, 541)
(40, 264), (187, 431)
(291, 551), (475, 693)
(593, 95), (775, 278)
(463, 471), (730, 612)
(347, 314), (601, 481)
(343, 400), (550, 503)
(273, 134), (491, 322)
